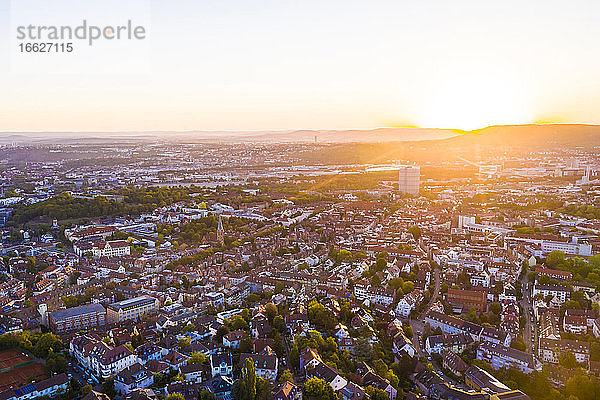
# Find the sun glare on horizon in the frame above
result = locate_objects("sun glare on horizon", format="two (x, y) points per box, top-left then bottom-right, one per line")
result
(415, 73), (533, 131)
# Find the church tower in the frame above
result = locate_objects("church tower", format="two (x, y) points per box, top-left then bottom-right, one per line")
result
(217, 215), (224, 246)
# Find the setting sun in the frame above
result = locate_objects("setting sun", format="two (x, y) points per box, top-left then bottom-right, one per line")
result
(415, 73), (533, 131)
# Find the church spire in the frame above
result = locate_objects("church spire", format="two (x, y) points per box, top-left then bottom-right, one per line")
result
(217, 215), (224, 246)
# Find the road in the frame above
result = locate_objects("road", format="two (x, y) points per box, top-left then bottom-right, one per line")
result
(418, 268), (441, 321)
(519, 276), (536, 354)
(409, 267), (441, 358)
(67, 362), (100, 390)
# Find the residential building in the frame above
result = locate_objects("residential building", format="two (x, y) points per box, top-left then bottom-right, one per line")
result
(532, 284), (570, 304)
(106, 296), (159, 323)
(477, 342), (540, 373)
(70, 335), (137, 379)
(538, 338), (589, 365)
(240, 353), (278, 381)
(181, 363), (205, 383)
(424, 333), (474, 355)
(211, 352), (233, 377)
(395, 290), (422, 318)
(114, 363), (154, 395)
(0, 373), (69, 400)
(49, 303), (106, 333)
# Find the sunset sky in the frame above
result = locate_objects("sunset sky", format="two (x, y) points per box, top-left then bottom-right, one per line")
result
(1, 0), (599, 132)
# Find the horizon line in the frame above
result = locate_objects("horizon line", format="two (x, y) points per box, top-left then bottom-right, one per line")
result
(0, 122), (599, 135)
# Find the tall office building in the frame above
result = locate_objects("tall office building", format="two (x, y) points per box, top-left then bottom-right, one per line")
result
(398, 165), (420, 195)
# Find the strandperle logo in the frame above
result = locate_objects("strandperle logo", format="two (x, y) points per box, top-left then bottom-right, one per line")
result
(16, 20), (146, 45)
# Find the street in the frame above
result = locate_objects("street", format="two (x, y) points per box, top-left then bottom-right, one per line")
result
(410, 267), (441, 358)
(518, 276), (536, 354)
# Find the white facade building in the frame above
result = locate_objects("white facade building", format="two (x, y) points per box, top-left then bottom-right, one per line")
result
(398, 165), (420, 195)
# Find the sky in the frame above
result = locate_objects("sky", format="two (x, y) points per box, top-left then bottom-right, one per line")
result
(0, 0), (599, 132)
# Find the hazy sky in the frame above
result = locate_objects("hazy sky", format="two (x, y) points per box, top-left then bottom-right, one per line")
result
(1, 0), (599, 132)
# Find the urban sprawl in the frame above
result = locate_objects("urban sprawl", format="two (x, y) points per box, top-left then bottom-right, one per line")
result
(0, 141), (599, 400)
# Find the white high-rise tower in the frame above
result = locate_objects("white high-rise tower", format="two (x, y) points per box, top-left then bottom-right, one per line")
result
(398, 165), (420, 195)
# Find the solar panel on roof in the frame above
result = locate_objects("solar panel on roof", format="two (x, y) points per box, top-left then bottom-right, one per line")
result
(21, 384), (36, 394)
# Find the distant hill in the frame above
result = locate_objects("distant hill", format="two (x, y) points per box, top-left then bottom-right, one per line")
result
(293, 124), (600, 165)
(1, 124), (599, 148)
(249, 127), (460, 143)
(441, 124), (600, 148)
(0, 127), (459, 144)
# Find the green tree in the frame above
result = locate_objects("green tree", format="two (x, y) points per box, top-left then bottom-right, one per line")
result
(527, 271), (538, 282)
(255, 376), (271, 400)
(307, 301), (336, 331)
(339, 250), (352, 260)
(167, 394), (185, 400)
(177, 337), (191, 350)
(61, 295), (79, 308)
(240, 335), (252, 353)
(279, 369), (294, 384)
(546, 250), (566, 268)
(385, 370), (399, 389)
(339, 302), (352, 323)
(231, 315), (249, 331)
(371, 275), (381, 287)
(273, 315), (285, 332)
(374, 258), (387, 272)
(265, 303), (278, 323)
(45, 352), (67, 375)
(408, 226), (422, 240)
(69, 271), (82, 285)
(240, 357), (257, 400)
(33, 333), (63, 358)
(440, 282), (449, 294)
(354, 338), (372, 358)
(591, 342), (600, 362)
(304, 377), (337, 400)
(401, 281), (414, 294)
(273, 332), (284, 357)
(199, 390), (217, 400)
(132, 333), (145, 349)
(559, 351), (578, 369)
(289, 343), (299, 370)
(489, 302), (502, 315)
(216, 325), (230, 343)
(565, 374), (594, 400)
(388, 277), (404, 291)
(188, 352), (207, 365)
(510, 337), (526, 352)
(246, 293), (261, 304)
(101, 378), (116, 398)
(365, 386), (388, 400)
(81, 384), (92, 396)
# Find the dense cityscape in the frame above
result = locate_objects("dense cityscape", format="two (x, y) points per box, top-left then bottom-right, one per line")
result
(0, 136), (599, 400)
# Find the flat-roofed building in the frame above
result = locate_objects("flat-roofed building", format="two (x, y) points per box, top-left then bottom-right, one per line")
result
(49, 303), (106, 333)
(398, 165), (420, 195)
(107, 296), (159, 323)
